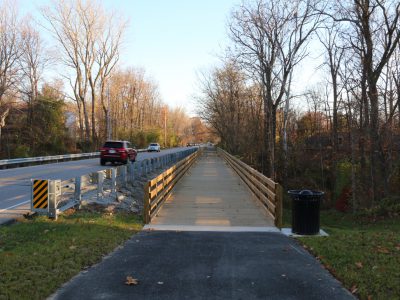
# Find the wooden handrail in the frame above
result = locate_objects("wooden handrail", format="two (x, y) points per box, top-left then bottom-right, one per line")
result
(143, 149), (202, 224)
(217, 148), (283, 228)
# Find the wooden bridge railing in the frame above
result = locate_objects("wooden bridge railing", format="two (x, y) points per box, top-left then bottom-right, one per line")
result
(217, 148), (283, 228)
(143, 149), (202, 224)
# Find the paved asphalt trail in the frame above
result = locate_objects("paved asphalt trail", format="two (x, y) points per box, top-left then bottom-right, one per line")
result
(0, 147), (192, 224)
(51, 231), (354, 300)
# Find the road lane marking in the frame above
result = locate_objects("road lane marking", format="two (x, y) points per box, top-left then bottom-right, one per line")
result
(0, 200), (30, 213)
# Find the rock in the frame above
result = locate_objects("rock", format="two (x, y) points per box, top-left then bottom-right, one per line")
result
(116, 194), (125, 202)
(105, 205), (115, 212)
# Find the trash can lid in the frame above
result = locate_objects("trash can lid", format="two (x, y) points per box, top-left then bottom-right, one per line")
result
(288, 190), (325, 196)
(300, 189), (313, 195)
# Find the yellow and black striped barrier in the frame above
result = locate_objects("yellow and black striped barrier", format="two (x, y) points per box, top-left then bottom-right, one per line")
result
(32, 179), (49, 210)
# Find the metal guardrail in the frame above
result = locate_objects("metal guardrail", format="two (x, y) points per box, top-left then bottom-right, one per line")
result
(0, 148), (149, 169)
(0, 152), (100, 169)
(30, 147), (199, 219)
(143, 148), (202, 224)
(217, 148), (283, 228)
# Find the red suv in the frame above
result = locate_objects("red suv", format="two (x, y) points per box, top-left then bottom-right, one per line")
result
(100, 140), (137, 165)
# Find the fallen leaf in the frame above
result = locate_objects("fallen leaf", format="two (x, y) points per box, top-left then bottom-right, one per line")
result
(355, 262), (363, 269)
(350, 285), (358, 294)
(395, 244), (400, 251)
(367, 296), (372, 300)
(69, 245), (76, 250)
(44, 229), (49, 233)
(376, 247), (390, 254)
(125, 276), (138, 286)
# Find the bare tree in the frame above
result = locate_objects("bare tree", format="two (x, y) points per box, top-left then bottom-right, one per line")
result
(89, 8), (126, 146)
(42, 0), (127, 148)
(324, 0), (400, 202)
(197, 61), (264, 162)
(19, 16), (50, 130)
(0, 0), (23, 149)
(229, 0), (323, 179)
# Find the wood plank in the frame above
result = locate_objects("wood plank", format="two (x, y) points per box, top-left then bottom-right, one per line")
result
(231, 162), (275, 215)
(150, 152), (274, 227)
(223, 152), (276, 205)
(143, 182), (151, 224)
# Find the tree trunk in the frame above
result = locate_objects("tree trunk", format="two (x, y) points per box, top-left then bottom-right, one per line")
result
(368, 82), (381, 204)
(82, 100), (91, 143)
(91, 87), (97, 149)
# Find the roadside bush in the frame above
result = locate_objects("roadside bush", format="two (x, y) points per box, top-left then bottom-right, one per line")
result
(335, 161), (352, 200)
(360, 196), (400, 218)
(13, 145), (30, 158)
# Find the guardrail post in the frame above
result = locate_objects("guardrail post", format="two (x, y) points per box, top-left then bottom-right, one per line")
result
(128, 162), (135, 183)
(48, 180), (61, 219)
(97, 171), (104, 200)
(111, 168), (116, 193)
(74, 176), (82, 202)
(143, 182), (151, 224)
(275, 183), (283, 229)
(120, 166), (127, 188)
(137, 161), (142, 177)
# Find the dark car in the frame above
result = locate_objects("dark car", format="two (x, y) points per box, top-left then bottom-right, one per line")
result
(100, 140), (137, 165)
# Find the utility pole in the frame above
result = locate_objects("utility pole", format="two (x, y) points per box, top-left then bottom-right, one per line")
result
(107, 84), (112, 140)
(163, 106), (167, 148)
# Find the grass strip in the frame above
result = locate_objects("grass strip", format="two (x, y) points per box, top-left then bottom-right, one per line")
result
(0, 211), (142, 300)
(291, 211), (400, 299)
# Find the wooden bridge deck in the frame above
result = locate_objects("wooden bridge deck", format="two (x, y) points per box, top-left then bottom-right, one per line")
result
(148, 150), (275, 230)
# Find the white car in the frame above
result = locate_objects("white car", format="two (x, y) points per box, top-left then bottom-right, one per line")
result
(147, 143), (161, 152)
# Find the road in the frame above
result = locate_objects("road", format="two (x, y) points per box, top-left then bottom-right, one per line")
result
(0, 147), (192, 224)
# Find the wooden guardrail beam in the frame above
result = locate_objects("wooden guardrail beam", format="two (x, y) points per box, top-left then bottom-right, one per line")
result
(217, 148), (283, 229)
(143, 149), (202, 224)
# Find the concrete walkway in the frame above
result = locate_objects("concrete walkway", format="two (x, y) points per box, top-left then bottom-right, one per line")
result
(147, 150), (274, 230)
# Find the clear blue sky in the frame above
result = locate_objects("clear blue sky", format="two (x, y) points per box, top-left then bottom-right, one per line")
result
(120, 0), (243, 114)
(24, 0), (242, 115)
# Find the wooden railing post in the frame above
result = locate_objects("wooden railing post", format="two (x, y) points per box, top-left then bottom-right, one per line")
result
(275, 183), (283, 228)
(143, 181), (151, 224)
